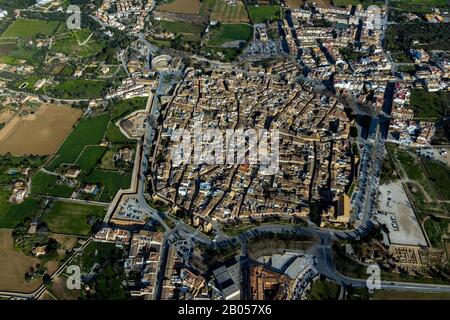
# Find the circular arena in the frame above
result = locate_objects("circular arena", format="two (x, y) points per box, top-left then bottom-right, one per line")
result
(151, 55), (173, 71)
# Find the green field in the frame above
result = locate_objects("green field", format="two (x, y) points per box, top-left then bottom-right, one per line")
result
(111, 97), (147, 121)
(373, 289), (450, 300)
(208, 23), (253, 46)
(43, 201), (106, 236)
(393, 147), (423, 181)
(159, 21), (205, 35)
(105, 123), (131, 144)
(306, 279), (341, 300)
(333, 0), (384, 7)
(424, 217), (450, 248)
(79, 241), (120, 272)
(247, 5), (282, 24)
(210, 0), (249, 22)
(410, 90), (449, 120)
(52, 29), (104, 58)
(0, 45), (45, 65)
(199, 0), (216, 15)
(31, 171), (75, 198)
(46, 79), (107, 99)
(0, 18), (60, 38)
(75, 146), (107, 172)
(423, 159), (450, 200)
(0, 189), (39, 228)
(84, 169), (132, 202)
(390, 0), (450, 13)
(46, 114), (110, 170)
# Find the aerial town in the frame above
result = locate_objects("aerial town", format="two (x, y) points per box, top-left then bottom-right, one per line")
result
(0, 0), (449, 306)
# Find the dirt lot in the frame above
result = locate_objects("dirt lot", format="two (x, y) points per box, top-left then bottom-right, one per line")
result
(0, 104), (82, 156)
(0, 110), (14, 123)
(376, 181), (427, 246)
(285, 0), (303, 8)
(50, 275), (81, 300)
(0, 230), (42, 293)
(157, 0), (201, 14)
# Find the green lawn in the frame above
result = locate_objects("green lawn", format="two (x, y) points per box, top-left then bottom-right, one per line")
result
(31, 171), (75, 198)
(84, 169), (132, 202)
(0, 189), (39, 228)
(247, 5), (282, 24)
(306, 279), (341, 300)
(43, 201), (106, 236)
(111, 97), (147, 121)
(423, 159), (450, 200)
(0, 18), (60, 38)
(105, 123), (132, 144)
(208, 23), (253, 46)
(46, 114), (110, 170)
(75, 146), (107, 172)
(52, 29), (104, 58)
(80, 241), (119, 272)
(394, 148), (422, 181)
(410, 90), (449, 120)
(373, 289), (450, 300)
(388, 144), (448, 215)
(46, 79), (107, 99)
(424, 217), (450, 248)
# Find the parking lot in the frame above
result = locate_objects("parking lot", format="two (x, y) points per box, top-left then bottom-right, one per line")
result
(376, 181), (427, 246)
(417, 147), (450, 167)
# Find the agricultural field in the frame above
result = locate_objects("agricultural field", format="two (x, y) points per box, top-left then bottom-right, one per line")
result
(51, 29), (105, 58)
(31, 171), (75, 198)
(83, 169), (132, 202)
(46, 79), (107, 99)
(158, 21), (206, 36)
(75, 146), (107, 172)
(0, 42), (16, 56)
(285, 0), (303, 9)
(207, 23), (253, 46)
(0, 18), (60, 39)
(199, 0), (217, 15)
(0, 44), (45, 66)
(0, 189), (39, 228)
(247, 5), (282, 24)
(210, 0), (250, 23)
(0, 104), (82, 156)
(45, 114), (110, 170)
(0, 230), (42, 293)
(156, 0), (202, 14)
(43, 201), (106, 236)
